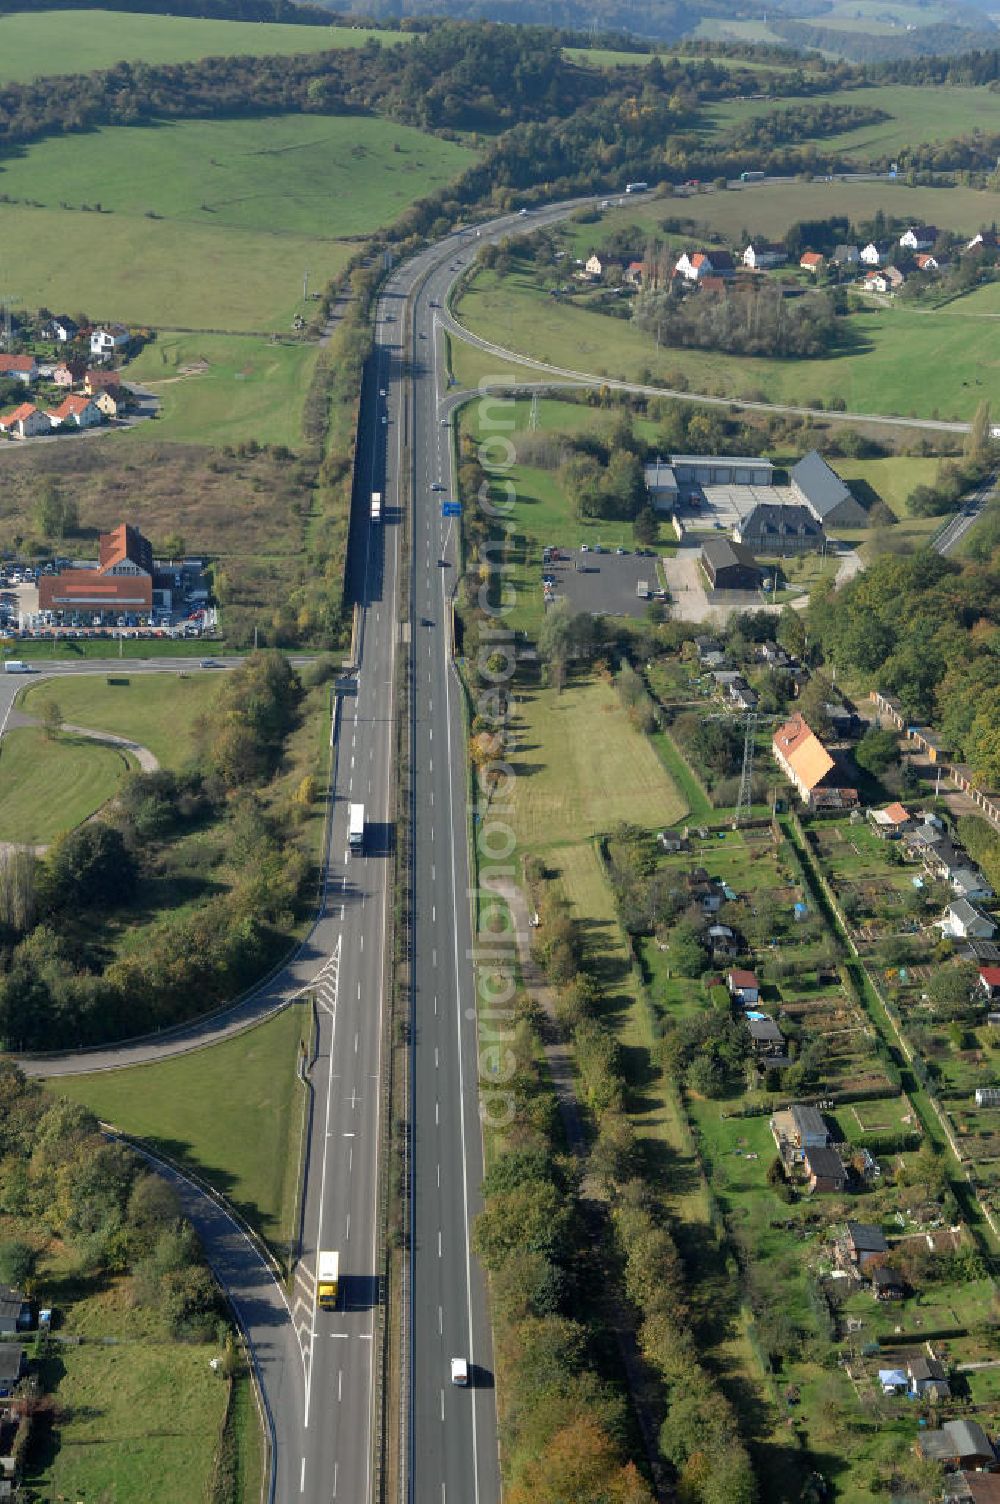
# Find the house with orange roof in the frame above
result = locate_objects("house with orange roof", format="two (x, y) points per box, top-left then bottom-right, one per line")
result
(0, 402), (51, 439)
(772, 713), (857, 809)
(47, 394), (102, 429)
(800, 251), (824, 272)
(673, 249), (734, 283)
(868, 802), (913, 839)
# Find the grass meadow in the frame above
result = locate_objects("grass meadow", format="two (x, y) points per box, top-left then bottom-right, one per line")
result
(0, 115), (474, 331)
(20, 671), (223, 769)
(26, 1337), (229, 1504)
(127, 332), (321, 446)
(54, 1000), (310, 1250)
(0, 726), (130, 843)
(0, 9), (409, 84)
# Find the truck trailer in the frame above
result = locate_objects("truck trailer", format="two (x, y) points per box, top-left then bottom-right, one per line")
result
(317, 1251), (340, 1310)
(371, 491), (382, 523)
(348, 802), (365, 855)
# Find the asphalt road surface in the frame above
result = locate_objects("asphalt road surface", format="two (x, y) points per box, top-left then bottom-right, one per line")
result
(934, 472), (995, 555)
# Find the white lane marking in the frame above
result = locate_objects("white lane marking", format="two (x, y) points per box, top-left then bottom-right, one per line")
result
(304, 936), (343, 1426)
(435, 1101), (440, 1126)
(338, 1370), (343, 1403)
(333, 1462), (338, 1499)
(439, 1305), (443, 1334)
(437, 1163), (441, 1187)
(300, 1456), (306, 1493)
(346, 1213), (351, 1242)
(435, 1047), (439, 1068)
(438, 1230), (442, 1257)
(441, 1389), (445, 1422)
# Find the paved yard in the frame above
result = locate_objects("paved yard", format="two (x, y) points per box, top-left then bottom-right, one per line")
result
(662, 544), (780, 625)
(548, 548), (663, 619)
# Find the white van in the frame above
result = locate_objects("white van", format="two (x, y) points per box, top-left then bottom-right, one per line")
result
(450, 1358), (468, 1387)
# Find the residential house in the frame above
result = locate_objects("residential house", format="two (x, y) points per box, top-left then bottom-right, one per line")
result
(700, 537), (762, 591)
(708, 923), (738, 959)
(47, 394), (102, 429)
(772, 712), (857, 809)
(771, 1103), (829, 1168)
(698, 274), (729, 296)
(908, 1357), (950, 1400)
(0, 354), (37, 386)
(658, 830), (688, 854)
(623, 260), (645, 287)
(943, 900), (997, 942)
(94, 389), (124, 419)
(868, 802), (913, 839)
(89, 323), (131, 360)
(915, 252), (942, 272)
(871, 1265), (904, 1301)
(878, 1367), (908, 1395)
(733, 501), (824, 555)
(965, 231), (999, 254)
(843, 1221), (888, 1271)
(860, 241), (885, 265)
(52, 358), (86, 388)
(743, 241), (786, 270)
(43, 314), (79, 343)
(84, 368), (123, 397)
(979, 967), (1000, 1002)
(0, 403), (51, 440)
(38, 521), (154, 624)
(693, 635), (722, 660)
(0, 1288), (30, 1337)
(583, 253), (603, 279)
(947, 1472), (1000, 1503)
(918, 1419), (995, 1469)
(865, 266), (905, 294)
(899, 225), (938, 252)
(728, 969), (759, 1006)
(673, 249), (734, 283)
(790, 449), (867, 527)
(730, 678), (759, 712)
(799, 251), (824, 272)
(975, 1087), (1000, 1108)
(747, 1015), (785, 1059)
(832, 244), (860, 266)
(686, 867), (723, 914)
(804, 1145), (846, 1193)
(0, 1349), (24, 1401)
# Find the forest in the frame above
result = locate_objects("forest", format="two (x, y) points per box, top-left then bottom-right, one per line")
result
(805, 545), (1000, 786)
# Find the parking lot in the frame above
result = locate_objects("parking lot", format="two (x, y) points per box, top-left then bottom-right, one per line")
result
(0, 558), (216, 642)
(544, 547), (666, 619)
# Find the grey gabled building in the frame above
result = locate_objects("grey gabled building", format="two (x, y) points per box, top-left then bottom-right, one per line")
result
(734, 501), (824, 555)
(790, 450), (867, 528)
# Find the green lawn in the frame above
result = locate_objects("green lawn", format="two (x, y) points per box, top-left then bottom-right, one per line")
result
(0, 115), (474, 331)
(53, 1001), (310, 1249)
(20, 671), (222, 769)
(831, 455), (940, 517)
(564, 45), (795, 72)
(127, 332), (320, 445)
(0, 726), (129, 843)
(704, 84), (1000, 160)
(0, 9), (409, 83)
(455, 264), (1000, 422)
(27, 1340), (229, 1504)
(507, 677), (686, 858)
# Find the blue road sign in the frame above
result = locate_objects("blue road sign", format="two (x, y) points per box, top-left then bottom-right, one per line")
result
(441, 502), (462, 517)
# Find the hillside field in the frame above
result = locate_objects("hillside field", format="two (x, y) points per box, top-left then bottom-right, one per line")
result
(0, 116), (475, 330)
(455, 262), (1000, 421)
(0, 9), (408, 83)
(705, 84), (1000, 161)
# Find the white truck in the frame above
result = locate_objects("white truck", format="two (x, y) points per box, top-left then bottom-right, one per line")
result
(371, 491), (382, 523)
(348, 802), (365, 855)
(3, 661), (30, 674)
(637, 580), (651, 600)
(317, 1251), (340, 1311)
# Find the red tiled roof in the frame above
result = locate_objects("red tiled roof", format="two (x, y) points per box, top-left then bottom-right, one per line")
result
(0, 402), (39, 426)
(38, 570), (152, 610)
(981, 967), (1000, 987)
(729, 969), (758, 988)
(883, 802), (911, 824)
(48, 394), (95, 420)
(0, 354), (35, 373)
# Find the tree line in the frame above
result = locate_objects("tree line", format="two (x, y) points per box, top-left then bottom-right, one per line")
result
(634, 279), (839, 359)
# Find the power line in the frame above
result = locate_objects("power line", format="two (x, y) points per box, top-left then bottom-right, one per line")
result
(734, 711), (758, 827)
